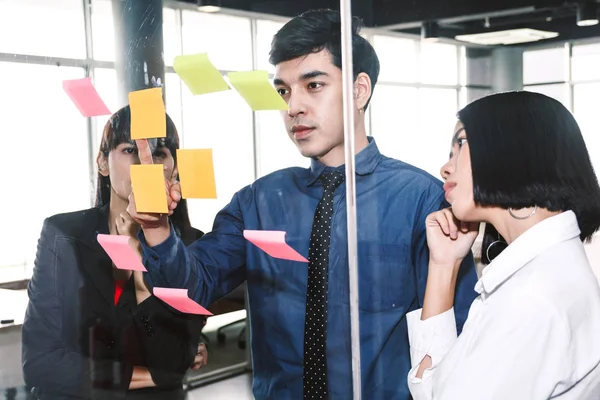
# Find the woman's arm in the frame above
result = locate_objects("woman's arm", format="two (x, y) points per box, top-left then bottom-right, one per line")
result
(22, 219), (92, 398)
(407, 208), (479, 399)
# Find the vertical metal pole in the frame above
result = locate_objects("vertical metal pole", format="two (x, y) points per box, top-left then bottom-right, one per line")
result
(82, 0), (96, 208)
(339, 1), (362, 399)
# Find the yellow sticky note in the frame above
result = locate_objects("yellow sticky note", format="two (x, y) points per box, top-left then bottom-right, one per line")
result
(228, 70), (289, 111)
(130, 164), (168, 213)
(177, 149), (217, 199)
(173, 53), (230, 95)
(128, 88), (166, 140)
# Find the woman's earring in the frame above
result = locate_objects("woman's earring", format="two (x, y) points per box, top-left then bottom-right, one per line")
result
(508, 205), (537, 220)
(486, 233), (507, 263)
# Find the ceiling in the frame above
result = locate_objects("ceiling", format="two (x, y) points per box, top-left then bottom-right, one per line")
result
(179, 0), (600, 45)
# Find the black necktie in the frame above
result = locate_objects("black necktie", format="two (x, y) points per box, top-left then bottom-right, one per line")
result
(303, 171), (345, 399)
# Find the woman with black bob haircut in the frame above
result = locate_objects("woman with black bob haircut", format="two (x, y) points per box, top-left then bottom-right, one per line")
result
(22, 106), (208, 400)
(406, 91), (600, 399)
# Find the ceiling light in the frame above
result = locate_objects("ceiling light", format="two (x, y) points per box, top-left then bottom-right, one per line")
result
(421, 21), (439, 42)
(455, 28), (559, 45)
(577, 2), (599, 27)
(197, 0), (221, 13)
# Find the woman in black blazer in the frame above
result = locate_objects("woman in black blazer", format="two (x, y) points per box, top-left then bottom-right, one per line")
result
(22, 106), (207, 399)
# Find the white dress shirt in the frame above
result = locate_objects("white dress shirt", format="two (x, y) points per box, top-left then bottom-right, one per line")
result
(407, 211), (600, 399)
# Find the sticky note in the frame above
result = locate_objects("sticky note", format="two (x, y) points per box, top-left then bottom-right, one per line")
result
(228, 70), (289, 111)
(153, 287), (213, 315)
(243, 230), (308, 262)
(130, 164), (168, 213)
(173, 53), (230, 95)
(176, 149), (217, 199)
(128, 87), (166, 140)
(62, 77), (111, 117)
(97, 234), (147, 271)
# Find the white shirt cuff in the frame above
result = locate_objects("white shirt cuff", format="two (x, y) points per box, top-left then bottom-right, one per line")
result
(407, 307), (458, 369)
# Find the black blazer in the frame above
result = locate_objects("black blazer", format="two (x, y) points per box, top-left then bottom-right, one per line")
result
(22, 206), (205, 400)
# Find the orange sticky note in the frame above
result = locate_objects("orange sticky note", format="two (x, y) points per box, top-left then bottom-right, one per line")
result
(153, 287), (213, 315)
(243, 230), (308, 262)
(176, 149), (217, 199)
(128, 87), (166, 140)
(97, 234), (147, 271)
(130, 164), (168, 213)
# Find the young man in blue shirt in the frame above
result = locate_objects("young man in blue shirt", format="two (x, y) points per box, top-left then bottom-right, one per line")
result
(129, 9), (478, 400)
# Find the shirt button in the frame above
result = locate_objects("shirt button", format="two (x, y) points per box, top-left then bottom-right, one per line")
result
(151, 255), (159, 261)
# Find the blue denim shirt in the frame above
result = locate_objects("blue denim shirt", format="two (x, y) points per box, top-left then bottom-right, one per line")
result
(139, 137), (478, 400)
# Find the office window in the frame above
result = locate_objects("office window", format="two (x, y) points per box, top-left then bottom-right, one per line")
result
(573, 83), (600, 176)
(165, 72), (184, 140)
(370, 85), (419, 164)
(163, 8), (182, 67)
(523, 47), (567, 84)
(180, 84), (255, 232)
(0, 63), (90, 282)
(256, 20), (286, 73)
(572, 43), (600, 82)
(524, 83), (570, 110)
(92, 68), (120, 150)
(182, 11), (252, 72)
(91, 0), (115, 61)
(256, 111), (309, 177)
(418, 88), (458, 176)
(372, 35), (418, 83)
(370, 86), (457, 177)
(420, 42), (458, 85)
(0, 0), (86, 59)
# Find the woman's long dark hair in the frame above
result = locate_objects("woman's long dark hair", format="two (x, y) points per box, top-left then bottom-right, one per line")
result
(95, 106), (196, 243)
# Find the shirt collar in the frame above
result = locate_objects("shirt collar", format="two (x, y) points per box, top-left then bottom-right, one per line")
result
(307, 136), (381, 186)
(475, 210), (581, 297)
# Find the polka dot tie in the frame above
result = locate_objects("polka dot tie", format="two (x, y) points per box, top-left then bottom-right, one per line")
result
(303, 171), (345, 400)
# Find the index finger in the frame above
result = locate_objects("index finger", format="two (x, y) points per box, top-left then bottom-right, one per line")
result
(135, 139), (153, 165)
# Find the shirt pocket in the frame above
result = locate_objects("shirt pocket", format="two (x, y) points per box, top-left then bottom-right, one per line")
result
(355, 242), (413, 314)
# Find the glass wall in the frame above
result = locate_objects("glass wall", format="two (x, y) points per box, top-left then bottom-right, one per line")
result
(0, 3), (470, 285)
(0, 0), (470, 396)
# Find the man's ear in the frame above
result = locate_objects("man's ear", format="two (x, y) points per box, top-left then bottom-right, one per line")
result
(97, 152), (109, 177)
(354, 72), (372, 112)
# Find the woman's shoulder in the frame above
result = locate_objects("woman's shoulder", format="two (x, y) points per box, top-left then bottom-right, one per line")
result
(42, 206), (105, 238)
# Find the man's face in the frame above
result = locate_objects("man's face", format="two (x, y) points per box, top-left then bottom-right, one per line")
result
(274, 50), (345, 165)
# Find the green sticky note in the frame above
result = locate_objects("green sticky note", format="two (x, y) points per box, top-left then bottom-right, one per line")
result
(228, 70), (289, 111)
(173, 53), (230, 95)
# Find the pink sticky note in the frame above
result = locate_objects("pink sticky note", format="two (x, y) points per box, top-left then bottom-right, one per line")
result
(97, 234), (147, 271)
(153, 288), (213, 315)
(63, 77), (111, 117)
(243, 230), (308, 262)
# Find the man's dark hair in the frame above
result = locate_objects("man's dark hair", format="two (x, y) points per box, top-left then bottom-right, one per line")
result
(458, 91), (600, 245)
(269, 9), (380, 109)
